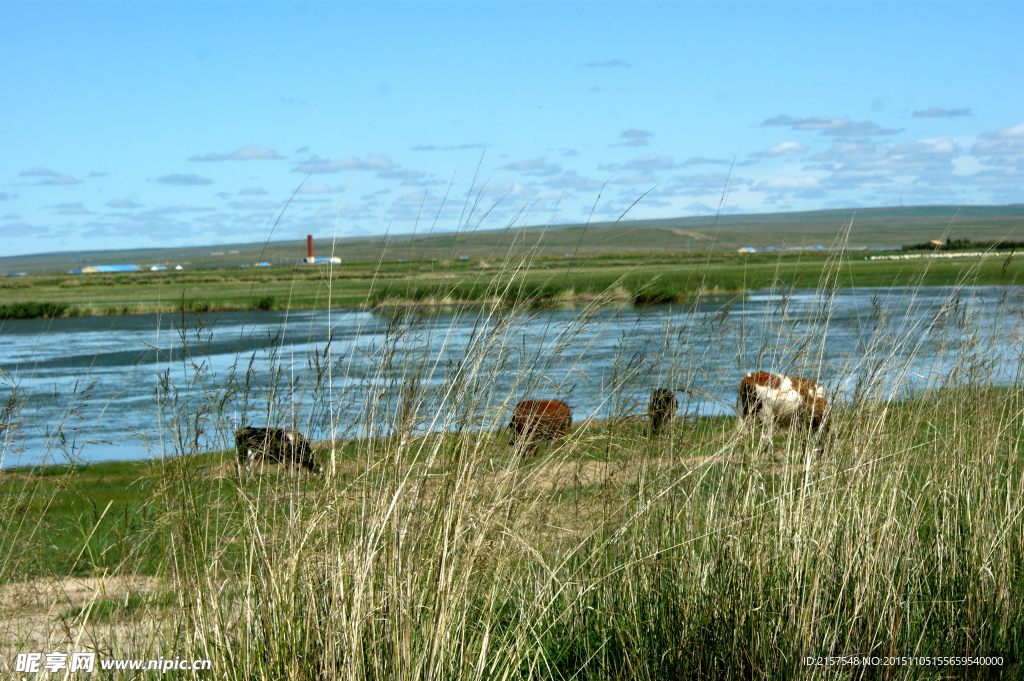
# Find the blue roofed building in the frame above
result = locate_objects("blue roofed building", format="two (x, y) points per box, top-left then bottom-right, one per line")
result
(78, 264), (142, 273)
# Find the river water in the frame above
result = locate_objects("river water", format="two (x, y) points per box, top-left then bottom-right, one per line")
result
(2, 286), (1022, 466)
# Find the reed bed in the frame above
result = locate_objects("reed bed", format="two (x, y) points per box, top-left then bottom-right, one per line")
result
(1, 218), (1022, 680)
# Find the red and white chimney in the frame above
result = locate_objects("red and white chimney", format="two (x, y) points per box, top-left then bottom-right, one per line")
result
(307, 235), (314, 262)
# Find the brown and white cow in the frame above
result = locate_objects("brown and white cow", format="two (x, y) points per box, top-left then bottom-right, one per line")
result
(508, 399), (572, 454)
(736, 371), (830, 446)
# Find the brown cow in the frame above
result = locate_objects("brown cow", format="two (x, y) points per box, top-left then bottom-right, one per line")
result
(648, 388), (677, 435)
(508, 399), (572, 454)
(737, 371), (830, 448)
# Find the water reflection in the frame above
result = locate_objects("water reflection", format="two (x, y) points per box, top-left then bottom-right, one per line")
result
(1, 286), (1022, 466)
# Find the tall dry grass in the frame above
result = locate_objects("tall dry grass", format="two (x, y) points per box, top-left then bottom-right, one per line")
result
(2, 214), (1023, 679)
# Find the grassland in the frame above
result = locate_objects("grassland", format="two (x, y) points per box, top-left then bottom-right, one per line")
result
(3, 203), (1021, 318)
(2, 221), (1023, 678)
(3, 247), (1024, 318)
(2, 390), (1022, 678)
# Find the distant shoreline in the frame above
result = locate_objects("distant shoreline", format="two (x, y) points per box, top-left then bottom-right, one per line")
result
(3, 247), (1023, 320)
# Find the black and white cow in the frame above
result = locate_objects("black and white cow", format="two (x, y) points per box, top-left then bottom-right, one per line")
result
(234, 426), (322, 474)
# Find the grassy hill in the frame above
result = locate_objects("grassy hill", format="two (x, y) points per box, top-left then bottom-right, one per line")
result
(3, 204), (1023, 276)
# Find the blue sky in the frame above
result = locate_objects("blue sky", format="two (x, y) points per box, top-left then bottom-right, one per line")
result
(2, 0), (1021, 257)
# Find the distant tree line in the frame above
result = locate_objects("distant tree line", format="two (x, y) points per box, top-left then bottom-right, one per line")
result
(903, 237), (1024, 252)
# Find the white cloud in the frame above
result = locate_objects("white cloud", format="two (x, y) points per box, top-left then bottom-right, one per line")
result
(890, 137), (959, 157)
(912, 107), (972, 118)
(80, 215), (199, 243)
(297, 183), (345, 194)
(683, 201), (716, 213)
(971, 122), (1024, 165)
(143, 204), (215, 215)
(762, 114), (902, 137)
(541, 171), (606, 192)
(0, 192), (16, 201)
(22, 168), (80, 185)
(624, 155), (675, 171)
(105, 198), (141, 208)
(480, 180), (538, 200)
(19, 167), (58, 176)
(743, 130), (992, 204)
(412, 143), (486, 151)
(806, 137), (960, 191)
(39, 175), (80, 185)
(653, 172), (735, 197)
(503, 158), (562, 176)
(189, 146), (284, 161)
(3, 213), (21, 220)
(377, 169), (429, 185)
(755, 176), (821, 191)
(228, 200), (278, 210)
(752, 141), (808, 158)
(682, 157), (730, 166)
(986, 122), (1024, 140)
(0, 221), (48, 238)
(615, 173), (655, 185)
(619, 129), (652, 147)
(157, 173), (213, 185)
(54, 202), (91, 215)
(293, 155), (393, 173)
(385, 189), (461, 221)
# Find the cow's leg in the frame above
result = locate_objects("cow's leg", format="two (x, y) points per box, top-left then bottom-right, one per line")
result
(735, 415), (751, 461)
(811, 418), (832, 456)
(236, 445), (257, 478)
(758, 422), (775, 459)
(736, 415), (767, 462)
(247, 447), (261, 472)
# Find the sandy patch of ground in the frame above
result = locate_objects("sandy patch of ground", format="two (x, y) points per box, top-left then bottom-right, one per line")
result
(665, 227), (710, 240)
(0, 574), (163, 654)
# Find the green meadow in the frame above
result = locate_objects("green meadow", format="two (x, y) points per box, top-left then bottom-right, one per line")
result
(2, 248), (1024, 318)
(2, 388), (1022, 677)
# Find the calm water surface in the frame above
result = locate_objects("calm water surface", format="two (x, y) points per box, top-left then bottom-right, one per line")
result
(1, 286), (1022, 466)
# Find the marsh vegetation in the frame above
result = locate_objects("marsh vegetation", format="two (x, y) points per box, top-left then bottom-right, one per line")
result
(3, 245), (1024, 319)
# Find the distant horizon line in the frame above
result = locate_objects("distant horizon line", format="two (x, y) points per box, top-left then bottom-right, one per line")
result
(5, 201), (1023, 261)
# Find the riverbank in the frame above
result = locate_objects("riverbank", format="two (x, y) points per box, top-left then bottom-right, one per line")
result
(2, 385), (1021, 675)
(2, 248), (1022, 319)
(0, 390), (1013, 580)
